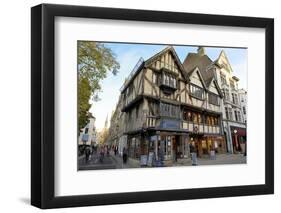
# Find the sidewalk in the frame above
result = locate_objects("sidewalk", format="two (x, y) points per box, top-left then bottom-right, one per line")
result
(174, 153), (246, 166)
(109, 154), (141, 169)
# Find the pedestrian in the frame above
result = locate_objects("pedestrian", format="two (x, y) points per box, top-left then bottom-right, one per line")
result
(106, 145), (110, 156)
(114, 146), (118, 156)
(189, 143), (198, 166)
(85, 147), (90, 163)
(123, 147), (128, 164)
(100, 146), (105, 163)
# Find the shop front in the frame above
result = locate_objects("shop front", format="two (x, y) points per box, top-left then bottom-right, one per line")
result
(189, 134), (226, 157)
(147, 131), (189, 164)
(230, 126), (246, 154)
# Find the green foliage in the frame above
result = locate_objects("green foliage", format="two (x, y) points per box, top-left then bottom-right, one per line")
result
(78, 41), (120, 131)
(78, 77), (92, 130)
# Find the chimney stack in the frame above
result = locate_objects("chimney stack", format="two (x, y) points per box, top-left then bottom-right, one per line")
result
(197, 46), (206, 56)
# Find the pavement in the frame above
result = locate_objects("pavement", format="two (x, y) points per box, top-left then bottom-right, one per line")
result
(174, 153), (246, 167)
(78, 152), (116, 170)
(78, 151), (246, 170)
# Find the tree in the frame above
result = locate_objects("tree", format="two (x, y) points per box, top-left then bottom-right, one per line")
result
(78, 41), (120, 131)
(97, 128), (109, 145)
(78, 77), (91, 130)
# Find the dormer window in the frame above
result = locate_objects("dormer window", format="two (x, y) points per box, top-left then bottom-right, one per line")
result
(190, 84), (204, 99)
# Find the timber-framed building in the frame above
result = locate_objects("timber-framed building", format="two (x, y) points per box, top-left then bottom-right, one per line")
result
(110, 46), (228, 164)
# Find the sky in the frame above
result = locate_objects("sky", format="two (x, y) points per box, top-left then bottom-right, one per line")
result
(89, 42), (247, 131)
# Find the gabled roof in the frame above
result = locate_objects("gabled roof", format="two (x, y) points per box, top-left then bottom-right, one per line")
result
(183, 49), (224, 98)
(121, 46), (188, 93)
(216, 50), (233, 72)
(207, 77), (223, 98)
(187, 67), (207, 89)
(145, 46), (187, 80)
(183, 51), (216, 87)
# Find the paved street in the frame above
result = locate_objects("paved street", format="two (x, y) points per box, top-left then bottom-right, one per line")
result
(78, 151), (116, 170)
(78, 151), (246, 170)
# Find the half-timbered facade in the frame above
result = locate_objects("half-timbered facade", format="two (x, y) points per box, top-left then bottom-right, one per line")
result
(107, 46), (227, 164)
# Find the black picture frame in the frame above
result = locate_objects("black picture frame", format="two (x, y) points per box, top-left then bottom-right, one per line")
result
(31, 3), (274, 209)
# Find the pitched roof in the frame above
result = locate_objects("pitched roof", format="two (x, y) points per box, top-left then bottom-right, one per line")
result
(120, 46), (187, 93)
(144, 46), (186, 78)
(216, 50), (233, 72)
(183, 52), (215, 84)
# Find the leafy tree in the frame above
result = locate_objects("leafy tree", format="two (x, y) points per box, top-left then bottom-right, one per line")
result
(78, 41), (120, 131)
(78, 77), (92, 130)
(97, 127), (109, 145)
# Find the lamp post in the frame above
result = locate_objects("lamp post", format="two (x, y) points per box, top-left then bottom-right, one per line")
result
(233, 129), (238, 153)
(244, 121), (247, 156)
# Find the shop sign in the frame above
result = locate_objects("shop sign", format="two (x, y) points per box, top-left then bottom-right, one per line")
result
(160, 119), (180, 129)
(150, 135), (158, 141)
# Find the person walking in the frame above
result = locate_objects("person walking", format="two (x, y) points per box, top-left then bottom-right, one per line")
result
(190, 143), (198, 166)
(85, 147), (90, 163)
(122, 147), (128, 164)
(114, 146), (118, 156)
(99, 146), (105, 163)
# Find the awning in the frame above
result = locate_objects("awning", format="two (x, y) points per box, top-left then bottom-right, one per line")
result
(230, 126), (246, 137)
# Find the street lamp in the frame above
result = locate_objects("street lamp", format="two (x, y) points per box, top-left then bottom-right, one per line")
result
(233, 129), (238, 152)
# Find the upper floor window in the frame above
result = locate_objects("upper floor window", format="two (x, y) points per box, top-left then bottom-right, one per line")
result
(230, 80), (236, 90)
(243, 106), (246, 115)
(208, 93), (219, 105)
(234, 110), (241, 122)
(206, 115), (219, 126)
(152, 72), (158, 84)
(232, 93), (239, 105)
(190, 84), (204, 99)
(225, 107), (233, 120)
(183, 110), (192, 121)
(222, 88), (230, 101)
(220, 73), (227, 85)
(162, 73), (176, 88)
(160, 102), (179, 118)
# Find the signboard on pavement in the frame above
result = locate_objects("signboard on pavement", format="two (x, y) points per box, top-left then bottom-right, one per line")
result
(140, 155), (148, 166)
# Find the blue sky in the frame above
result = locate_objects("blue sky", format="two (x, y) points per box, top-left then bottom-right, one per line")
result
(90, 43), (247, 130)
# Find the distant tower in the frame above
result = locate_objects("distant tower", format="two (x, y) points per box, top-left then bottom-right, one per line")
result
(197, 46), (206, 56)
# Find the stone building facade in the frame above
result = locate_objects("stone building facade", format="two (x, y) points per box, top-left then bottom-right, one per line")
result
(78, 117), (97, 149)
(238, 88), (247, 123)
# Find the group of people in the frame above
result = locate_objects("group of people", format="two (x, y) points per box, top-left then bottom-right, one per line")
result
(83, 144), (129, 165)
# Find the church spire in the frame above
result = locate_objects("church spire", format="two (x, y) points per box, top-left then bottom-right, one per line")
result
(104, 114), (108, 129)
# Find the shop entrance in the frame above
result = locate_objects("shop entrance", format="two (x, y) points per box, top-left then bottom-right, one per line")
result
(159, 134), (184, 161)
